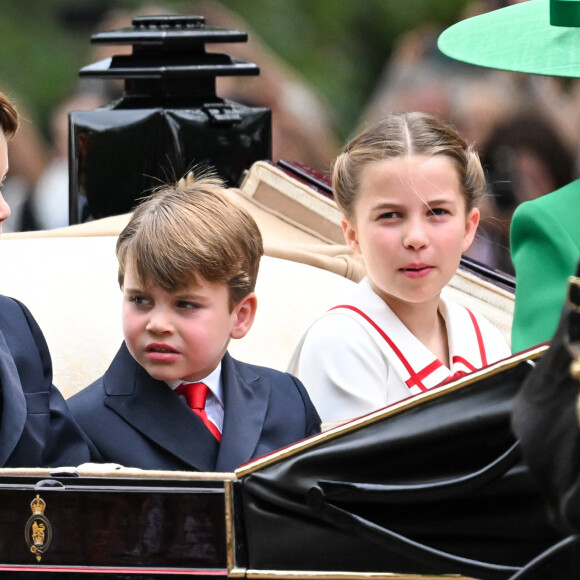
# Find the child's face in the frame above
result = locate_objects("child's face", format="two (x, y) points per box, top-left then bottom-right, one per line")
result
(342, 155), (479, 314)
(122, 262), (256, 383)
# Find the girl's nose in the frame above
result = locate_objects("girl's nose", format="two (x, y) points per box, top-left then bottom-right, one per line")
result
(403, 218), (429, 250)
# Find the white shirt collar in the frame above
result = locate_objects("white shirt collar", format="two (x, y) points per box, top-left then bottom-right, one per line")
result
(166, 362), (223, 405)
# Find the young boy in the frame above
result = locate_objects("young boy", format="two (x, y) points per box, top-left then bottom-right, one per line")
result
(68, 172), (320, 472)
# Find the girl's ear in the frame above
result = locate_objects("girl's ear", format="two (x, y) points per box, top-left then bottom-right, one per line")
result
(462, 207), (481, 252)
(342, 216), (362, 255)
(230, 292), (258, 339)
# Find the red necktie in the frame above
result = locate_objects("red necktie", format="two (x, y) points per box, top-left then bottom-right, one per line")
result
(176, 382), (221, 442)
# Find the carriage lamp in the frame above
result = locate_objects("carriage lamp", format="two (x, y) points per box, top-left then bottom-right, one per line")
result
(69, 15), (272, 224)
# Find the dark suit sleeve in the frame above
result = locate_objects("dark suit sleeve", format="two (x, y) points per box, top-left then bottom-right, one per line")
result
(2, 298), (90, 467)
(289, 374), (321, 437)
(67, 378), (110, 464)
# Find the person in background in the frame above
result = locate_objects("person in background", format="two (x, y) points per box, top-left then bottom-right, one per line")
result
(476, 107), (576, 276)
(26, 90), (107, 230)
(288, 112), (511, 425)
(0, 90), (90, 467)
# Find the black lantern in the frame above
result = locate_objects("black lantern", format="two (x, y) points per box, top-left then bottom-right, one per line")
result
(69, 15), (272, 224)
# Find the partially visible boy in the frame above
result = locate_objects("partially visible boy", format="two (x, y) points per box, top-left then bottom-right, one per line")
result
(0, 91), (90, 468)
(68, 172), (320, 472)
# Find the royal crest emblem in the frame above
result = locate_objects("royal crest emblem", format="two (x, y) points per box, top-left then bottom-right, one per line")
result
(24, 494), (52, 562)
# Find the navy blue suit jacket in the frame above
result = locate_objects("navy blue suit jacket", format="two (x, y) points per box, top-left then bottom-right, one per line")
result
(68, 343), (321, 472)
(0, 295), (90, 467)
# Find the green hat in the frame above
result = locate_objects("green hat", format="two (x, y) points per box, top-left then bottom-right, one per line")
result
(438, 0), (580, 77)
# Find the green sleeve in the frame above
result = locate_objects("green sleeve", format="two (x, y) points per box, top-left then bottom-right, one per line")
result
(510, 200), (580, 352)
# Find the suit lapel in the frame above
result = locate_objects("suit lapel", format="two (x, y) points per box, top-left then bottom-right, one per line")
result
(215, 353), (270, 472)
(103, 344), (219, 472)
(0, 329), (27, 465)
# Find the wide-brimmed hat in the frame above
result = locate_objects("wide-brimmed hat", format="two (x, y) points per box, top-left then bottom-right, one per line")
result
(438, 0), (580, 77)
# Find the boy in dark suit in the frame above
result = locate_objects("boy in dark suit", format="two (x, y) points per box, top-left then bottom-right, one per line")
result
(0, 91), (90, 467)
(68, 172), (320, 472)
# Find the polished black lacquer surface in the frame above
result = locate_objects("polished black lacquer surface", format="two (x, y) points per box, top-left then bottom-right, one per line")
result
(69, 15), (271, 224)
(0, 475), (227, 578)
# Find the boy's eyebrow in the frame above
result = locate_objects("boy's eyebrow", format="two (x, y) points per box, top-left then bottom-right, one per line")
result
(173, 289), (205, 300)
(123, 285), (145, 293)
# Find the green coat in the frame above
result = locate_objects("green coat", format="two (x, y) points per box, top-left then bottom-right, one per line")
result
(510, 179), (580, 353)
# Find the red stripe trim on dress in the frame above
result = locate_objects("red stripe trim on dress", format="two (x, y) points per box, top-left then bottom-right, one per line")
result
(329, 305), (439, 392)
(465, 308), (487, 366)
(451, 355), (477, 372)
(408, 359), (444, 389)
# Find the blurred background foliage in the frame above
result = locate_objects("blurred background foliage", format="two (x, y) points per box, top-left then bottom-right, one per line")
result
(0, 0), (471, 142)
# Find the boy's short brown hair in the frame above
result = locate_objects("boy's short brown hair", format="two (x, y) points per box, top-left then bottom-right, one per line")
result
(116, 171), (264, 309)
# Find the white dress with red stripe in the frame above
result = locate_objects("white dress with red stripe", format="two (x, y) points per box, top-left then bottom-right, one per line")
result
(287, 277), (511, 424)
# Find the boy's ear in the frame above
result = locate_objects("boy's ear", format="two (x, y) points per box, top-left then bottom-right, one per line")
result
(341, 216), (362, 255)
(230, 292), (258, 340)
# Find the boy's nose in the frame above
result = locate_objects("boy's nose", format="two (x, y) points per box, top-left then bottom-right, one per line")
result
(0, 192), (11, 233)
(145, 310), (173, 334)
